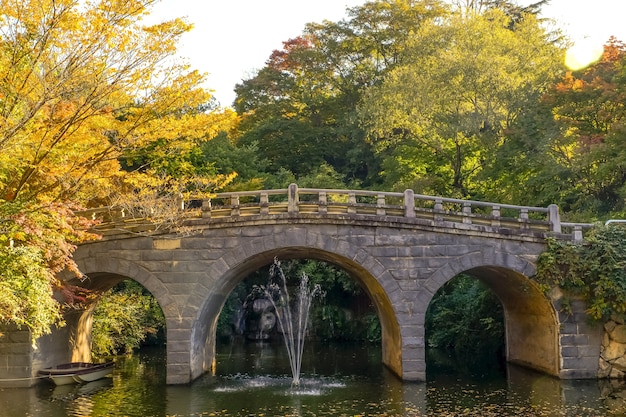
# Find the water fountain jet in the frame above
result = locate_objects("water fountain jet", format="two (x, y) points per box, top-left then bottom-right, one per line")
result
(255, 258), (323, 387)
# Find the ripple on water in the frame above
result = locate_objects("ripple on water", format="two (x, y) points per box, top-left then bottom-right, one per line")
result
(212, 374), (347, 397)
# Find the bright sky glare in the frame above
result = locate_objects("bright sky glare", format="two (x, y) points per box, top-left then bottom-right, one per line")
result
(148, 0), (626, 107)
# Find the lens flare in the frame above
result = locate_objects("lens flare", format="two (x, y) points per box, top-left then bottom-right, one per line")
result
(565, 38), (604, 71)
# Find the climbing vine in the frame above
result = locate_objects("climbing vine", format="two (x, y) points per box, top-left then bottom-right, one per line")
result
(535, 224), (626, 320)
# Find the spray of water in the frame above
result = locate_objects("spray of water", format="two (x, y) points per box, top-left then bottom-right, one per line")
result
(257, 258), (323, 387)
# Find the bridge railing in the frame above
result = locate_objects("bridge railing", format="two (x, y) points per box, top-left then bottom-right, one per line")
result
(200, 184), (593, 240)
(79, 184), (593, 240)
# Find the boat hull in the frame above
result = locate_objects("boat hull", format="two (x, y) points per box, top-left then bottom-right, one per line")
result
(73, 366), (113, 383)
(38, 362), (114, 386)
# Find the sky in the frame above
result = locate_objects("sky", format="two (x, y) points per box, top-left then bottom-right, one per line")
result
(147, 0), (626, 107)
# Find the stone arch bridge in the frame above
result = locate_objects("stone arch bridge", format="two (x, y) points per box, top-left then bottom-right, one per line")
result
(1, 185), (600, 386)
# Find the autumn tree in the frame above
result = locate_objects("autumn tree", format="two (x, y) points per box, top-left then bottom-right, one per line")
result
(359, 7), (562, 197)
(451, 0), (548, 17)
(0, 0), (234, 339)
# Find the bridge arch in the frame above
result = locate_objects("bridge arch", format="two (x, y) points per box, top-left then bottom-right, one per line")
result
(421, 250), (560, 376)
(35, 257), (177, 376)
(189, 229), (404, 381)
(73, 257), (179, 320)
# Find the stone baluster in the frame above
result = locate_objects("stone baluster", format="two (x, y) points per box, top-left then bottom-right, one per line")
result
(548, 204), (561, 233)
(404, 189), (415, 218)
(462, 202), (472, 224)
(573, 225), (583, 241)
(491, 205), (501, 227)
(433, 198), (443, 223)
(376, 193), (386, 216)
(260, 192), (269, 215)
(319, 191), (328, 214)
(231, 195), (240, 217)
(348, 191), (357, 214)
(202, 199), (211, 218)
(288, 183), (299, 213)
(519, 208), (529, 229)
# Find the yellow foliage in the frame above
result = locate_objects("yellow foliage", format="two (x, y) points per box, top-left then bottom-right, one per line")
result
(0, 0), (244, 338)
(0, 0), (232, 206)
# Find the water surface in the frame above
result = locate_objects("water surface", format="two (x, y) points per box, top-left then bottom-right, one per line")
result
(0, 341), (624, 416)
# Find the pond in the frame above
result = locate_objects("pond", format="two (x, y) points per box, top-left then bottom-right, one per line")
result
(1, 341), (624, 416)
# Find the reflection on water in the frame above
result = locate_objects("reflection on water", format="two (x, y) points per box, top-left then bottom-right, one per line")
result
(0, 342), (624, 416)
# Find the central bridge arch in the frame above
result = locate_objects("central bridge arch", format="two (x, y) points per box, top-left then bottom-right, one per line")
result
(189, 229), (404, 381)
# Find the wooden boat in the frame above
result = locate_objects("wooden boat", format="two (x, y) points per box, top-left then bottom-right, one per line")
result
(38, 361), (114, 385)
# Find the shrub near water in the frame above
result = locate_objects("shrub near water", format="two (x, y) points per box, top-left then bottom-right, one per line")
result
(91, 281), (165, 358)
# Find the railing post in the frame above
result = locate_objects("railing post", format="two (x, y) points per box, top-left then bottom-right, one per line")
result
(548, 204), (561, 233)
(462, 202), (472, 224)
(202, 199), (212, 218)
(231, 195), (240, 217)
(491, 205), (501, 227)
(434, 198), (443, 223)
(260, 192), (269, 215)
(573, 225), (583, 241)
(319, 191), (328, 214)
(404, 189), (415, 218)
(288, 183), (299, 213)
(348, 191), (357, 214)
(519, 208), (529, 230)
(376, 193), (386, 216)
(175, 193), (184, 211)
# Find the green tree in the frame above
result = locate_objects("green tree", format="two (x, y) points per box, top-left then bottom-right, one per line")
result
(234, 0), (449, 188)
(488, 39), (626, 219)
(0, 199), (96, 339)
(359, 8), (562, 196)
(452, 0), (548, 20)
(0, 246), (61, 340)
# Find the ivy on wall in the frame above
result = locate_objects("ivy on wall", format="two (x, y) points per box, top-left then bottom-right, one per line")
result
(535, 224), (626, 320)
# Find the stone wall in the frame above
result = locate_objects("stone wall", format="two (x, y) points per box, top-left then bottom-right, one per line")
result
(0, 324), (33, 387)
(599, 314), (626, 380)
(553, 296), (604, 379)
(0, 314), (83, 387)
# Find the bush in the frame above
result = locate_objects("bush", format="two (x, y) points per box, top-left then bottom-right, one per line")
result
(91, 281), (165, 358)
(0, 245), (62, 341)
